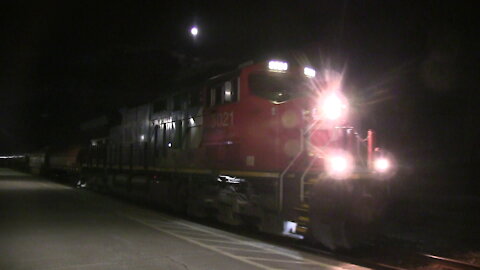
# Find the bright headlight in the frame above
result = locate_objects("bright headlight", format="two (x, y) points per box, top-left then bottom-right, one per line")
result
(374, 158), (390, 173)
(331, 156), (348, 172)
(371, 150), (397, 179)
(322, 94), (348, 121)
(325, 153), (354, 179)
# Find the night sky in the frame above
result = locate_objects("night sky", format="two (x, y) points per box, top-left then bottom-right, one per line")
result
(0, 1), (477, 179)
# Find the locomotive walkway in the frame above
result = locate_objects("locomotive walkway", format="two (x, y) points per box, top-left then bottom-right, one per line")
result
(0, 168), (366, 270)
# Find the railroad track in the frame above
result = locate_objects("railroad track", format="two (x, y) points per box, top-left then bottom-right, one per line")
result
(290, 241), (480, 270)
(142, 208), (480, 269)
(419, 253), (480, 270)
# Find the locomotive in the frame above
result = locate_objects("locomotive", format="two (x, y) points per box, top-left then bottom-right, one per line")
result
(29, 59), (396, 249)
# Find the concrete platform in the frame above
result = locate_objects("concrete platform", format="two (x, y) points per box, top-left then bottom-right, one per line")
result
(0, 168), (367, 270)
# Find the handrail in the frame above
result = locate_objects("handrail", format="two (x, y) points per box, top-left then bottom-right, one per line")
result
(278, 128), (305, 212)
(300, 157), (316, 202)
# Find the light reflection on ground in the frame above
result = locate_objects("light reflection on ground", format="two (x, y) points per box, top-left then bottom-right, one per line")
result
(0, 168), (68, 191)
(0, 168), (366, 270)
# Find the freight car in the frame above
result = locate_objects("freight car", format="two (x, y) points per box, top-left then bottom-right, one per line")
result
(47, 59), (396, 249)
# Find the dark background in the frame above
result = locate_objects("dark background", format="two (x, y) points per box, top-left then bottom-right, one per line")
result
(0, 1), (478, 185)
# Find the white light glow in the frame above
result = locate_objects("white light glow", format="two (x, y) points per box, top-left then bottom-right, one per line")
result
(217, 175), (244, 184)
(224, 89), (232, 101)
(0, 155), (25, 159)
(331, 156), (348, 172)
(189, 117), (195, 125)
(168, 142), (172, 148)
(374, 158), (390, 173)
(268, 60), (288, 72)
(304, 67), (316, 78)
(190, 26), (198, 37)
(140, 135), (145, 141)
(322, 94), (347, 121)
(325, 153), (354, 179)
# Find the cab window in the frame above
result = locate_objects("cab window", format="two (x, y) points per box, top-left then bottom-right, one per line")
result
(207, 78), (239, 107)
(223, 78), (239, 103)
(249, 73), (308, 103)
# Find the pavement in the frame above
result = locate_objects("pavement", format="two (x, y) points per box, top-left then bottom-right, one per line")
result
(0, 168), (368, 270)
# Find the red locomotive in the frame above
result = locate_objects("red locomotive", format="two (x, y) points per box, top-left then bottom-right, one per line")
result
(38, 59), (396, 249)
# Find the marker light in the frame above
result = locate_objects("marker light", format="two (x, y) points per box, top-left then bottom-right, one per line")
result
(304, 67), (316, 78)
(268, 60), (288, 72)
(325, 153), (354, 179)
(321, 94), (348, 121)
(374, 158), (390, 173)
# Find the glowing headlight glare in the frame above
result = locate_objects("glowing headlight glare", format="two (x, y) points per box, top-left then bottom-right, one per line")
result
(322, 94), (346, 120)
(304, 67), (316, 78)
(325, 153), (354, 179)
(268, 60), (288, 71)
(330, 156), (347, 172)
(374, 158), (390, 173)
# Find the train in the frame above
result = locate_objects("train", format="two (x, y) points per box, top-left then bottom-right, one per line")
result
(8, 59), (396, 250)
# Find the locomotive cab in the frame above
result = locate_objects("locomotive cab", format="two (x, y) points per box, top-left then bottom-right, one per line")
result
(227, 60), (394, 249)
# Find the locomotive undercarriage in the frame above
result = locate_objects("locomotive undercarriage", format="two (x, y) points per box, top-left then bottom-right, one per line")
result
(79, 166), (386, 250)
